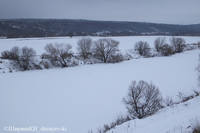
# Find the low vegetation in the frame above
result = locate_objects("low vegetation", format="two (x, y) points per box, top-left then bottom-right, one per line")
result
(191, 119), (200, 133)
(170, 37), (186, 53)
(1, 46), (39, 71)
(0, 37), (199, 72)
(154, 37), (166, 53)
(193, 124), (200, 133)
(96, 115), (131, 133)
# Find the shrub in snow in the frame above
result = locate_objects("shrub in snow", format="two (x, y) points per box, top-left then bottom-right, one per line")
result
(98, 115), (130, 133)
(124, 49), (135, 60)
(108, 53), (124, 63)
(1, 46), (21, 60)
(193, 127), (200, 133)
(153, 37), (175, 56)
(197, 42), (200, 49)
(40, 59), (51, 69)
(123, 80), (163, 119)
(170, 37), (186, 53)
(42, 43), (73, 67)
(164, 96), (174, 106)
(175, 91), (200, 104)
(191, 119), (200, 133)
(1, 50), (11, 59)
(184, 43), (198, 51)
(93, 38), (123, 63)
(159, 44), (174, 56)
(77, 37), (93, 60)
(193, 90), (200, 97)
(134, 41), (151, 57)
(1, 46), (38, 71)
(154, 37), (166, 54)
(15, 47), (38, 71)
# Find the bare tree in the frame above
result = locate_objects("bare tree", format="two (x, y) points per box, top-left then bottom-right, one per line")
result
(2, 46), (37, 71)
(154, 37), (166, 53)
(134, 41), (151, 57)
(123, 80), (163, 119)
(93, 38), (122, 63)
(170, 37), (186, 53)
(18, 47), (37, 70)
(42, 43), (73, 67)
(77, 38), (92, 59)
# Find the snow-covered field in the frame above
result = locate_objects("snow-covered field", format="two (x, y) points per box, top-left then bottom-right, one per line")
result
(0, 36), (200, 133)
(0, 36), (200, 54)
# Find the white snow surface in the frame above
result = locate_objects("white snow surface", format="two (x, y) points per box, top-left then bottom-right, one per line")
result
(0, 36), (200, 54)
(0, 36), (200, 133)
(0, 48), (199, 133)
(107, 96), (200, 133)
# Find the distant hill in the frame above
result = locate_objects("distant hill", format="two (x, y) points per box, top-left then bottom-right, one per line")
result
(0, 19), (200, 38)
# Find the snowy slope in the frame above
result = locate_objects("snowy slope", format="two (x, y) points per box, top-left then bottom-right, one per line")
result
(0, 49), (199, 133)
(107, 96), (200, 133)
(0, 36), (200, 54)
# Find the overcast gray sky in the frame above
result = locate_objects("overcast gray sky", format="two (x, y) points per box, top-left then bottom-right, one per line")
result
(0, 0), (199, 24)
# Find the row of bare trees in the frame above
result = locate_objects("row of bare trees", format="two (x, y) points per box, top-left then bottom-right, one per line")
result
(0, 38), (123, 71)
(154, 37), (186, 55)
(134, 37), (197, 57)
(76, 38), (123, 63)
(40, 38), (123, 68)
(1, 37), (199, 71)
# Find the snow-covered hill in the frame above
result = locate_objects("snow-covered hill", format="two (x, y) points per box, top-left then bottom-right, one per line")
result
(0, 48), (199, 133)
(107, 96), (200, 133)
(1, 19), (200, 38)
